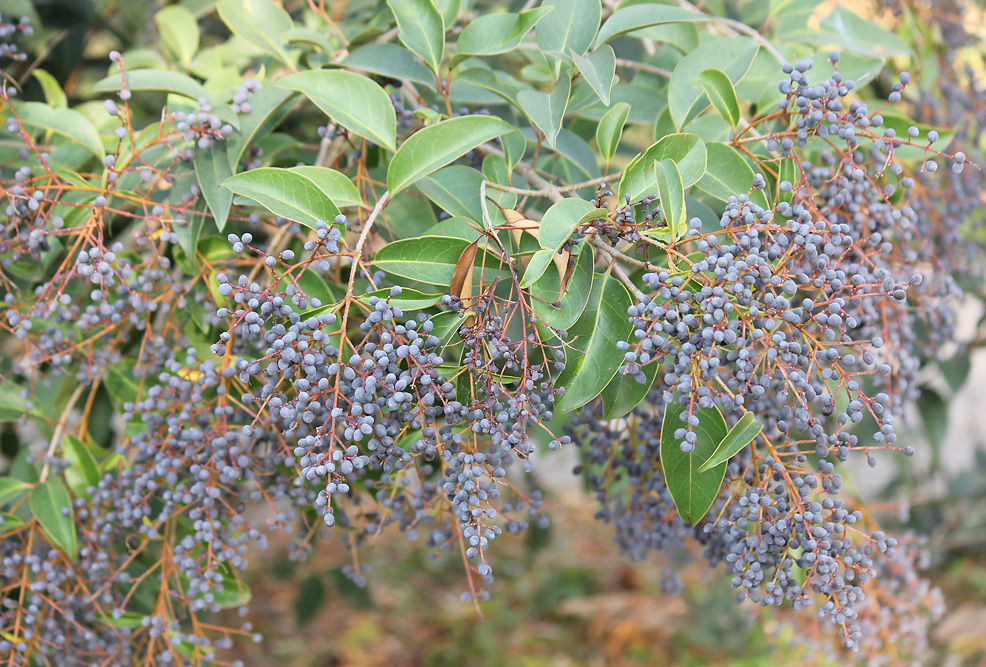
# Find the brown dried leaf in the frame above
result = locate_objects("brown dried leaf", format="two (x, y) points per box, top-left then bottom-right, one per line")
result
(501, 207), (540, 248)
(449, 239), (479, 304)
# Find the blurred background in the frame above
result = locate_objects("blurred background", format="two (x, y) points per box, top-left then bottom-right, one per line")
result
(2, 0), (986, 664)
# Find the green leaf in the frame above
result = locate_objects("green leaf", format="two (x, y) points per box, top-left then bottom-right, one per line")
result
(0, 381), (45, 422)
(546, 128), (600, 182)
(342, 43), (437, 90)
(698, 412), (764, 472)
(373, 235), (495, 286)
(917, 387), (947, 468)
(421, 217), (483, 242)
(536, 0), (601, 76)
(600, 360), (659, 419)
(451, 8), (553, 69)
(14, 102), (105, 160)
(652, 158), (685, 242)
(694, 142), (769, 209)
(358, 288), (444, 311)
(618, 133), (707, 204)
(554, 273), (633, 413)
(434, 0), (460, 25)
(90, 68), (210, 103)
(530, 244), (594, 330)
(283, 27), (334, 53)
(294, 575), (326, 627)
(30, 477), (78, 558)
(594, 4), (706, 47)
(519, 249), (554, 289)
(0, 477), (31, 508)
(660, 393), (729, 524)
(517, 76), (570, 149)
(32, 69), (67, 109)
(454, 68), (526, 109)
(540, 198), (601, 251)
(155, 5), (199, 64)
(596, 101), (630, 164)
(225, 86), (296, 170)
(63, 434), (101, 495)
(387, 115), (513, 194)
(668, 37), (758, 129)
(416, 165), (485, 220)
(277, 70), (397, 153)
(105, 360), (143, 406)
(217, 0), (294, 67)
(501, 129), (527, 171)
(387, 0), (445, 74)
(571, 45), (616, 106)
(222, 167), (341, 230)
(193, 141), (234, 231)
(695, 68), (740, 128)
(816, 7), (911, 58)
(287, 166), (363, 209)
(0, 513), (25, 532)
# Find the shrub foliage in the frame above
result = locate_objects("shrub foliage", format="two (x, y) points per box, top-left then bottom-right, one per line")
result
(0, 0), (981, 664)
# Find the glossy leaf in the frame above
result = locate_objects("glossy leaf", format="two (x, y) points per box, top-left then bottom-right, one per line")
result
(554, 273), (633, 413)
(539, 198), (600, 251)
(15, 102), (104, 160)
(600, 360), (659, 419)
(572, 45), (616, 105)
(694, 142), (770, 209)
(33, 69), (66, 109)
(217, 0), (293, 67)
(387, 115), (513, 194)
(698, 412), (764, 472)
(343, 43), (437, 90)
(816, 7), (911, 58)
(222, 167), (341, 230)
(387, 0), (445, 74)
(660, 394), (729, 524)
(156, 5), (199, 64)
(416, 165), (485, 220)
(0, 382), (45, 422)
(454, 68), (525, 108)
(373, 236), (495, 286)
(277, 70), (397, 153)
(226, 86), (296, 169)
(530, 244), (594, 330)
(63, 434), (101, 494)
(358, 289), (444, 311)
(283, 27), (334, 53)
(618, 133), (707, 204)
(30, 477), (78, 558)
(594, 4), (706, 47)
(517, 76), (570, 148)
(695, 68), (740, 127)
(434, 0), (461, 25)
(193, 142), (234, 231)
(90, 68), (210, 103)
(536, 0), (601, 74)
(288, 167), (363, 209)
(105, 360), (143, 406)
(0, 477), (31, 508)
(451, 8), (553, 69)
(596, 101), (630, 164)
(519, 249), (554, 289)
(652, 158), (685, 241)
(668, 37), (758, 129)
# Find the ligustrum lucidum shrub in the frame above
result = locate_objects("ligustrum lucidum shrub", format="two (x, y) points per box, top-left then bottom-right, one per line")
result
(0, 0), (982, 664)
